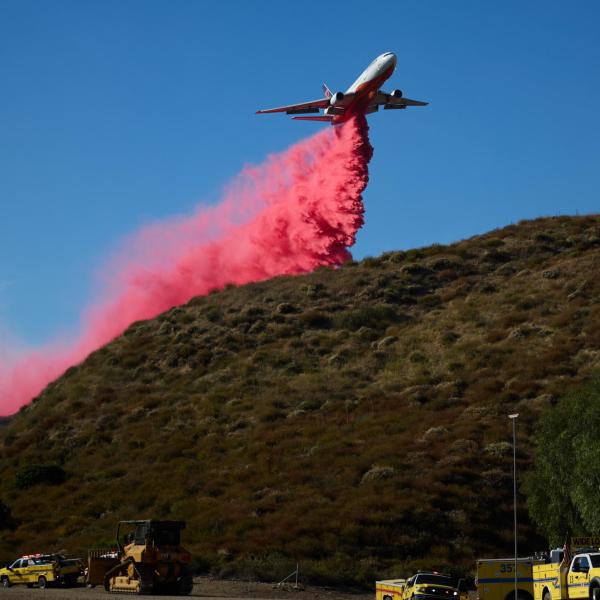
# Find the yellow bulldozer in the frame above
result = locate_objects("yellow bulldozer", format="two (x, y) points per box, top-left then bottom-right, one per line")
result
(86, 520), (194, 595)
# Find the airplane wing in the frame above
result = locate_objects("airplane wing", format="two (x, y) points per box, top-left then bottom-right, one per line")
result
(389, 97), (429, 106)
(256, 97), (330, 115)
(376, 91), (429, 108)
(292, 115), (333, 122)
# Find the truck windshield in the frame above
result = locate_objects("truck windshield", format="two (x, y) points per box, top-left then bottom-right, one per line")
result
(589, 556), (600, 568)
(415, 575), (454, 586)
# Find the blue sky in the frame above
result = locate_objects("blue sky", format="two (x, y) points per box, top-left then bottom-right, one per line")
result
(1, 0), (599, 345)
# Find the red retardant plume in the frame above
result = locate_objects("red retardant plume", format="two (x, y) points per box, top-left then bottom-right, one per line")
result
(0, 116), (373, 415)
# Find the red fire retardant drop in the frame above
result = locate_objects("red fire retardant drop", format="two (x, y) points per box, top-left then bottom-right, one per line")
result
(0, 116), (373, 415)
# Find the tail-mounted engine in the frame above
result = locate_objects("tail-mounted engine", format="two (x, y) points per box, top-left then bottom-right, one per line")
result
(329, 91), (345, 106)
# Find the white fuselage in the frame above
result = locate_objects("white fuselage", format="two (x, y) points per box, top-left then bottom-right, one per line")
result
(346, 52), (397, 94)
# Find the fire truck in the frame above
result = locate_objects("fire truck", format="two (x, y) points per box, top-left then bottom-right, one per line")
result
(477, 557), (544, 600)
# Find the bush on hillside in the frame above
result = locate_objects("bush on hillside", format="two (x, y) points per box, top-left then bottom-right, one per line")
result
(0, 500), (14, 530)
(333, 305), (397, 331)
(15, 464), (67, 490)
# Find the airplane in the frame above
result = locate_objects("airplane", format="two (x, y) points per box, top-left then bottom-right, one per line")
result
(256, 52), (428, 124)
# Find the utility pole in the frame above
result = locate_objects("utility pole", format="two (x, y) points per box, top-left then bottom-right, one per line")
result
(509, 413), (519, 600)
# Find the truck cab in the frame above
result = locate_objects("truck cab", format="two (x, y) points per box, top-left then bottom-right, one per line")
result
(533, 552), (600, 600)
(568, 554), (600, 598)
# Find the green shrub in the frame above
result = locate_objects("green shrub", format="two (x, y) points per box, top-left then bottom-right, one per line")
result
(441, 331), (460, 345)
(361, 256), (385, 268)
(0, 500), (14, 530)
(299, 310), (332, 329)
(333, 305), (397, 331)
(15, 464), (67, 489)
(483, 249), (511, 263)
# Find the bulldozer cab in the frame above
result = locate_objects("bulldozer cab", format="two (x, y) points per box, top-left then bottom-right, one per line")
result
(116, 520), (185, 554)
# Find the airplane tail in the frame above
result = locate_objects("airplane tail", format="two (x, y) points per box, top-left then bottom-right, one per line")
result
(322, 83), (332, 99)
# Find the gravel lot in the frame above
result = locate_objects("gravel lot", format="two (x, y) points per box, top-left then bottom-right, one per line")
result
(0, 577), (373, 600)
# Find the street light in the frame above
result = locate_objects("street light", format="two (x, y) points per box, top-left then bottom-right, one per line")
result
(509, 413), (519, 600)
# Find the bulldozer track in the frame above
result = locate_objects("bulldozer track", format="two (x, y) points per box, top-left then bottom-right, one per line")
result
(134, 564), (155, 594)
(178, 570), (194, 596)
(105, 562), (154, 594)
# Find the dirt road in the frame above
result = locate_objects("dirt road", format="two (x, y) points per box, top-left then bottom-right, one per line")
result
(0, 577), (373, 600)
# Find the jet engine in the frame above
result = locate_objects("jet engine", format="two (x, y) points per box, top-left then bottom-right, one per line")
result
(330, 91), (345, 106)
(391, 89), (403, 98)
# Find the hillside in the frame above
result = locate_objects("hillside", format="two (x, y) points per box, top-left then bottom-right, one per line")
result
(1, 215), (600, 585)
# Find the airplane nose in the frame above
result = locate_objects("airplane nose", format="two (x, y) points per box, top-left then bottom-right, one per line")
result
(387, 53), (397, 68)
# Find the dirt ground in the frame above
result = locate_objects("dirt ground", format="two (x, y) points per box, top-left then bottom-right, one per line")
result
(0, 576), (374, 600)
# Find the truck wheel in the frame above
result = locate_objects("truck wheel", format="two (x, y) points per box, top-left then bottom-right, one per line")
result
(544, 592), (551, 600)
(38, 575), (47, 589)
(592, 588), (600, 600)
(1, 576), (10, 588)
